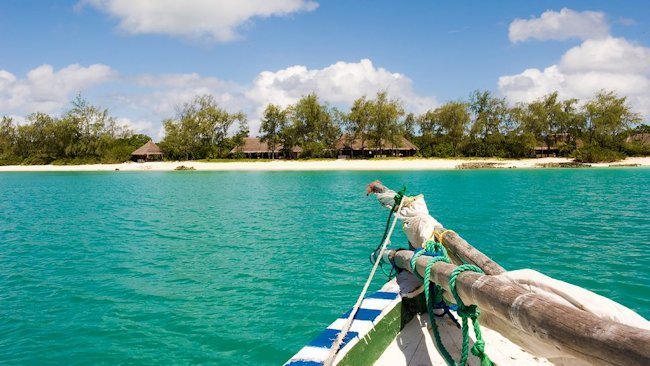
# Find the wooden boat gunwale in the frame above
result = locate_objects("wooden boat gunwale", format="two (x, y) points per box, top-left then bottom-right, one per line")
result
(285, 227), (650, 365)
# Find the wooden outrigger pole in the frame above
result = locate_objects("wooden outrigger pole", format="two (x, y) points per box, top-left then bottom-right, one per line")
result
(382, 230), (650, 366)
(429, 229), (505, 275)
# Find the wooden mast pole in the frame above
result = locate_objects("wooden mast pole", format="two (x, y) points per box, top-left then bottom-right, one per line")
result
(384, 249), (650, 366)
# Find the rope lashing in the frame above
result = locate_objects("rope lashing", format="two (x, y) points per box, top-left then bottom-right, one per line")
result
(449, 264), (494, 366)
(409, 249), (427, 280)
(434, 229), (456, 244)
(371, 186), (408, 278)
(412, 239), (493, 366)
(368, 186), (492, 365)
(423, 256), (454, 365)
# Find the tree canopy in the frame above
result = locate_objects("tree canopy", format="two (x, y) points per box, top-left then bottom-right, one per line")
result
(0, 96), (149, 165)
(160, 94), (247, 160)
(1, 89), (646, 165)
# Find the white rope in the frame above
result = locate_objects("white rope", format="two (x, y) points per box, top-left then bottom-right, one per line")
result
(323, 197), (406, 366)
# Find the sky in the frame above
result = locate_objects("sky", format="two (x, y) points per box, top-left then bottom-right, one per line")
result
(0, 0), (649, 139)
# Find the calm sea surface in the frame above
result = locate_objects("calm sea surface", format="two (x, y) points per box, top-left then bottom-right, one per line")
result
(1, 168), (648, 364)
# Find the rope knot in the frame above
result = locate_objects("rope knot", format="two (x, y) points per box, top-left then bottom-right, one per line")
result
(393, 186), (407, 208)
(471, 339), (485, 356)
(456, 304), (478, 318)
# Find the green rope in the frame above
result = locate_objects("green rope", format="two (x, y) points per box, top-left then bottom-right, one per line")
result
(423, 256), (455, 365)
(409, 250), (427, 280)
(449, 264), (494, 366)
(411, 239), (493, 366)
(372, 188), (492, 365)
(372, 186), (407, 278)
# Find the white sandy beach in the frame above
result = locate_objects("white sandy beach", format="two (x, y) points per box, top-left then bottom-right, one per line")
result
(0, 157), (649, 172)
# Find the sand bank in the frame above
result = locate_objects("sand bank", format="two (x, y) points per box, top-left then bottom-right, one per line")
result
(1, 157), (649, 172)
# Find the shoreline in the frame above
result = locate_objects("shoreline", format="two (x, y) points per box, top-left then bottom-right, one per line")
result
(1, 157), (649, 172)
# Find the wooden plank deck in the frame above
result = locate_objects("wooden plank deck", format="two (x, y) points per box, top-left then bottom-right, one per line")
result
(375, 312), (552, 366)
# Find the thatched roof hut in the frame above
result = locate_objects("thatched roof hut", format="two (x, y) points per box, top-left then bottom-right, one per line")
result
(626, 133), (650, 145)
(336, 134), (418, 157)
(131, 140), (163, 161)
(230, 137), (302, 158)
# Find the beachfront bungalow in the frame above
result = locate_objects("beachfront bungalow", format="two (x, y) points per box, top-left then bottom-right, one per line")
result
(625, 133), (650, 145)
(230, 137), (302, 159)
(131, 140), (163, 162)
(533, 133), (578, 157)
(335, 135), (418, 158)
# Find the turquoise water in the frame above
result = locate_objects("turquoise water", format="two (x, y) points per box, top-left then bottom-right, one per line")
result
(1, 169), (648, 365)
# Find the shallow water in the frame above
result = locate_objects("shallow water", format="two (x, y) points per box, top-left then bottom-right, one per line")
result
(0, 168), (648, 364)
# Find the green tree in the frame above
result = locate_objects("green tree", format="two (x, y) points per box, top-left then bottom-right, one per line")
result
(259, 104), (287, 159)
(0, 116), (17, 162)
(278, 123), (299, 159)
(367, 92), (404, 156)
(469, 90), (508, 140)
(345, 96), (373, 158)
(513, 92), (562, 157)
(417, 108), (443, 157)
(63, 95), (116, 159)
(160, 118), (192, 160)
(583, 90), (641, 149)
(161, 95), (247, 159)
(403, 113), (417, 141)
(230, 118), (250, 156)
(466, 90), (510, 156)
(436, 101), (470, 156)
(288, 93), (340, 158)
(4, 96), (140, 165)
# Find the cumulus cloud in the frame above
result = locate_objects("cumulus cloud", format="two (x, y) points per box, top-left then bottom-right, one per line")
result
(246, 59), (436, 118)
(0, 64), (115, 115)
(80, 0), (318, 42)
(126, 72), (246, 117)
(499, 37), (650, 118)
(2, 59), (438, 138)
(559, 37), (650, 74)
(509, 8), (609, 43)
(110, 59), (437, 136)
(115, 117), (153, 134)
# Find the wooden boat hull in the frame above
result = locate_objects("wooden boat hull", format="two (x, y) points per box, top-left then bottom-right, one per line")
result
(285, 280), (405, 365)
(285, 276), (553, 365)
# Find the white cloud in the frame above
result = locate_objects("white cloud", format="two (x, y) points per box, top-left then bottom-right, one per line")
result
(80, 0), (318, 42)
(1, 59), (438, 139)
(127, 73), (245, 116)
(246, 59), (436, 119)
(125, 59), (437, 135)
(0, 64), (115, 114)
(115, 117), (153, 134)
(498, 37), (650, 118)
(509, 8), (609, 43)
(559, 37), (650, 74)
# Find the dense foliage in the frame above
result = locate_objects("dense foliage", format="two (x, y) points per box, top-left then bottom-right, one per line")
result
(0, 96), (150, 165)
(159, 95), (248, 160)
(249, 89), (644, 162)
(1, 89), (647, 165)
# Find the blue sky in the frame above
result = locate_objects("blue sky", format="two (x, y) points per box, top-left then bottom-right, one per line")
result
(1, 0), (648, 138)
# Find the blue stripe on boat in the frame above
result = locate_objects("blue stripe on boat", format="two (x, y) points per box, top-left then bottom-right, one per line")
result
(285, 361), (323, 366)
(340, 308), (382, 322)
(308, 328), (359, 349)
(366, 291), (399, 300)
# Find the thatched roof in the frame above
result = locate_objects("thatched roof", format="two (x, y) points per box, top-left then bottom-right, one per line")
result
(230, 137), (302, 154)
(131, 140), (163, 156)
(336, 134), (418, 150)
(626, 133), (650, 145)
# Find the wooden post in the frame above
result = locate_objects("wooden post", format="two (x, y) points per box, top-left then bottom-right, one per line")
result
(433, 228), (505, 275)
(386, 249), (650, 366)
